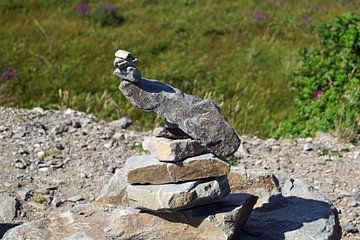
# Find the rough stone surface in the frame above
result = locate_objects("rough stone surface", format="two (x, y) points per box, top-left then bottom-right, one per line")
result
(106, 193), (258, 240)
(96, 168), (128, 206)
(126, 176), (230, 212)
(230, 167), (341, 240)
(3, 193), (257, 240)
(142, 136), (205, 161)
(153, 127), (189, 139)
(117, 78), (240, 157)
(0, 195), (18, 222)
(124, 154), (230, 184)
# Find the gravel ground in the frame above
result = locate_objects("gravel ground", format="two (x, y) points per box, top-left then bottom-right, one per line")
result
(0, 107), (359, 239)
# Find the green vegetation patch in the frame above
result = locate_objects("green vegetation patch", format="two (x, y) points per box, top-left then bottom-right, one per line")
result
(0, 1), (359, 138)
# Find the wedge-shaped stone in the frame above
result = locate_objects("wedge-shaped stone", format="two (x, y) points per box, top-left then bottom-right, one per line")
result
(124, 154), (230, 184)
(142, 136), (204, 162)
(126, 176), (230, 212)
(96, 168), (128, 206)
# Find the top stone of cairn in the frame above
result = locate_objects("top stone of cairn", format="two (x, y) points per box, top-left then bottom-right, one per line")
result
(113, 50), (240, 157)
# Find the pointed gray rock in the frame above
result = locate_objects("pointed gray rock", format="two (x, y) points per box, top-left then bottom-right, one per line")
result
(113, 51), (240, 157)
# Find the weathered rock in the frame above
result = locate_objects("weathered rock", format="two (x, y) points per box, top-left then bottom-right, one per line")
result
(126, 176), (230, 212)
(108, 116), (132, 129)
(142, 136), (205, 162)
(96, 168), (128, 206)
(0, 195), (18, 222)
(114, 63), (240, 157)
(106, 193), (258, 240)
(124, 154), (229, 184)
(3, 194), (257, 240)
(230, 167), (341, 240)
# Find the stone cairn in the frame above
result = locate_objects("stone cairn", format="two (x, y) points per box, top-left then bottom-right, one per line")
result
(113, 49), (242, 213)
(98, 50), (258, 239)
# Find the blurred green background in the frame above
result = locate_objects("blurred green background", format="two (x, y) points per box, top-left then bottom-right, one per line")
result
(0, 0), (359, 137)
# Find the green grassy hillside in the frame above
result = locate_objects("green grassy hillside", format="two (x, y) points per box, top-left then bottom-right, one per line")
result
(0, 0), (359, 137)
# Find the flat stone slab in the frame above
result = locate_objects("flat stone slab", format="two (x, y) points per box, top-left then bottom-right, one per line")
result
(142, 136), (205, 162)
(126, 176), (230, 212)
(124, 154), (230, 184)
(3, 193), (258, 240)
(117, 77), (240, 157)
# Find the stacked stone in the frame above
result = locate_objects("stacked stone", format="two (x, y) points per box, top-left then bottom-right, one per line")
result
(122, 131), (231, 212)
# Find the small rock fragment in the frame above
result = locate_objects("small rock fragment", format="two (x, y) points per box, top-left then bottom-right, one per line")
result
(142, 136), (205, 162)
(108, 116), (132, 129)
(0, 195), (18, 222)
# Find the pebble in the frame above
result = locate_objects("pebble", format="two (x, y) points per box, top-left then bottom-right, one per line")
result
(343, 222), (359, 234)
(104, 141), (113, 149)
(303, 143), (312, 151)
(15, 161), (26, 169)
(67, 195), (84, 202)
(51, 198), (63, 207)
(73, 121), (82, 128)
(17, 188), (33, 200)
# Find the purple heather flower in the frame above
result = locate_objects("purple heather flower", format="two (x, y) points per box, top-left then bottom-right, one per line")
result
(313, 89), (323, 99)
(75, 3), (89, 14)
(254, 10), (267, 21)
(0, 67), (18, 82)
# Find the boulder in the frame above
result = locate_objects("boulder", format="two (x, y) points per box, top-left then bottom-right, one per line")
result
(142, 136), (205, 162)
(3, 193), (258, 240)
(230, 167), (341, 240)
(124, 154), (230, 184)
(126, 176), (230, 212)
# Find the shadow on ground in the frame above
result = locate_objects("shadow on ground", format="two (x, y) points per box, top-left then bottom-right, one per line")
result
(234, 195), (341, 240)
(0, 224), (19, 238)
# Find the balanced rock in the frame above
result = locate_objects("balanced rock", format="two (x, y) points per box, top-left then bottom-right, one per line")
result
(126, 176), (230, 212)
(113, 51), (240, 157)
(142, 136), (204, 162)
(124, 154), (230, 184)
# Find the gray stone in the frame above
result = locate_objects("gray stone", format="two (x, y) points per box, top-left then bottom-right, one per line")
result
(3, 194), (257, 240)
(106, 193), (258, 240)
(108, 116), (132, 129)
(67, 195), (84, 202)
(114, 51), (240, 157)
(343, 222), (359, 234)
(124, 154), (229, 184)
(96, 168), (128, 206)
(142, 136), (205, 162)
(230, 167), (341, 240)
(17, 188), (33, 201)
(126, 176), (230, 212)
(0, 195), (18, 222)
